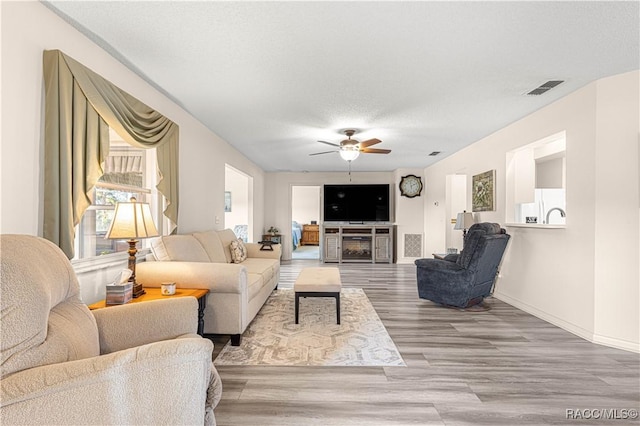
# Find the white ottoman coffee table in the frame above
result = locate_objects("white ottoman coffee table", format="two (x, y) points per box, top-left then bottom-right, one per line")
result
(294, 267), (342, 324)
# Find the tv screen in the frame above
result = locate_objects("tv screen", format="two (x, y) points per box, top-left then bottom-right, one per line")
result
(323, 184), (390, 222)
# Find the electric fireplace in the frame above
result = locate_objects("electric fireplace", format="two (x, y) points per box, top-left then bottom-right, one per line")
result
(341, 236), (372, 261)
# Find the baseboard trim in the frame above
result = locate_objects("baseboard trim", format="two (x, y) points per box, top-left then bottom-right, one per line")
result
(592, 334), (640, 353)
(493, 291), (639, 353)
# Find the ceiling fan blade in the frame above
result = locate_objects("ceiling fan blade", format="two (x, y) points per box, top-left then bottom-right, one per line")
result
(317, 140), (340, 147)
(360, 147), (391, 154)
(309, 150), (338, 156)
(359, 138), (382, 148)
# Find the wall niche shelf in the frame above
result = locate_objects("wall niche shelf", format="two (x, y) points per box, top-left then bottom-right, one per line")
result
(506, 131), (567, 226)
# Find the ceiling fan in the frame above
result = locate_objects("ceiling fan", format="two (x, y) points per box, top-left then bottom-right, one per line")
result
(310, 129), (391, 162)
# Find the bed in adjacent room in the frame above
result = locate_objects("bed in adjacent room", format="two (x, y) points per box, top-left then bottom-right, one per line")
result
(292, 221), (302, 249)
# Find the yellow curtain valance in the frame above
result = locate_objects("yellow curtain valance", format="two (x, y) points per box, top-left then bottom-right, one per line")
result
(43, 49), (179, 258)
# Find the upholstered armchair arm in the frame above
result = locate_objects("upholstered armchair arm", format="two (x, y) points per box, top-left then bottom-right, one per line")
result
(415, 258), (476, 307)
(137, 261), (247, 294)
(415, 258), (473, 287)
(245, 242), (282, 259)
(444, 253), (460, 262)
(1, 338), (214, 425)
(92, 297), (199, 354)
(415, 258), (465, 272)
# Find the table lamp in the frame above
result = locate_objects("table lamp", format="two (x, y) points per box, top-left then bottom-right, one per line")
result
(105, 197), (159, 298)
(453, 210), (475, 240)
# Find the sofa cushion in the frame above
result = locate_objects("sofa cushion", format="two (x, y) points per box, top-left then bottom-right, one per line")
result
(151, 235), (209, 262)
(246, 273), (264, 302)
(217, 229), (239, 263)
(192, 231), (227, 263)
(240, 258), (278, 285)
(230, 239), (247, 263)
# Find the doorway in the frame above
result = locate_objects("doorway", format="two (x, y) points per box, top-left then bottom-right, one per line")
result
(225, 165), (252, 242)
(446, 174), (467, 251)
(291, 185), (321, 260)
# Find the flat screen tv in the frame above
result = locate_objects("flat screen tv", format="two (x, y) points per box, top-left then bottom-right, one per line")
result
(323, 184), (390, 222)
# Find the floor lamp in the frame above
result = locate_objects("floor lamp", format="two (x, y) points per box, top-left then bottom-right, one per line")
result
(105, 197), (159, 298)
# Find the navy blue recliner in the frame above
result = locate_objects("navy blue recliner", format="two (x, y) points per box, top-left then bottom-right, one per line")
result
(415, 223), (510, 308)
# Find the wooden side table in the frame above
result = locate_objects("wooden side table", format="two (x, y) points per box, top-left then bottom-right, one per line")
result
(88, 287), (209, 336)
(302, 224), (320, 245)
(258, 240), (275, 251)
(262, 234), (282, 244)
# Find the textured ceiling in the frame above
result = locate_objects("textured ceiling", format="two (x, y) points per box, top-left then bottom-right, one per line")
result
(45, 1), (639, 172)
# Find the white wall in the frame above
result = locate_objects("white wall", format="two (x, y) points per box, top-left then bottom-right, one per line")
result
(394, 169), (426, 263)
(291, 186), (320, 225)
(592, 72), (639, 349)
(424, 70), (639, 352)
(1, 2), (266, 303)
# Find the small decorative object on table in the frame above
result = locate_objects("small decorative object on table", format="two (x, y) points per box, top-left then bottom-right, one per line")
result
(161, 282), (176, 296)
(526, 216), (538, 223)
(264, 227), (282, 244)
(106, 269), (133, 305)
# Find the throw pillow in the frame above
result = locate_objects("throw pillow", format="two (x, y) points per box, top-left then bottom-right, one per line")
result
(230, 238), (247, 263)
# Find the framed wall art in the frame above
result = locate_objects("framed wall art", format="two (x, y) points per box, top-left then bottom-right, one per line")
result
(472, 170), (495, 212)
(224, 191), (232, 212)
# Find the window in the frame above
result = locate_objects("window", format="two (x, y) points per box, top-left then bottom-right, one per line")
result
(73, 131), (159, 260)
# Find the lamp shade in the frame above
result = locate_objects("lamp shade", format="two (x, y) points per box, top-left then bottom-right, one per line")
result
(453, 211), (475, 230)
(105, 198), (159, 239)
(339, 147), (360, 162)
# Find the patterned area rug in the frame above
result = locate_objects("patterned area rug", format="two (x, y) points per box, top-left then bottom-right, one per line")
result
(214, 288), (405, 366)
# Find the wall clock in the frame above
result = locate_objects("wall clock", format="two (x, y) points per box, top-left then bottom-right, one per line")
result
(399, 174), (423, 198)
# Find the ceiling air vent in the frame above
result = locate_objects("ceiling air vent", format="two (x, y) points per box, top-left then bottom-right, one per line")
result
(526, 80), (564, 96)
(428, 151), (441, 156)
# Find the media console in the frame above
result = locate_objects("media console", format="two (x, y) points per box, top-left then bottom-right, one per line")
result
(322, 224), (394, 264)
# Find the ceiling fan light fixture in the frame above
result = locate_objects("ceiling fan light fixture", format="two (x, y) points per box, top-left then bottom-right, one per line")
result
(339, 146), (360, 162)
(311, 128), (389, 160)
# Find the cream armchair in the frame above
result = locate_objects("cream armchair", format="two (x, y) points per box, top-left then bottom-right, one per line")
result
(0, 235), (222, 425)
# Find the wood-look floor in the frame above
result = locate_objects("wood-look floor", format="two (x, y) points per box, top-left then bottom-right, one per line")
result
(210, 261), (640, 425)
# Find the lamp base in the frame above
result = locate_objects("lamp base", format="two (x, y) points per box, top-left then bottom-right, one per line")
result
(125, 238), (145, 298)
(132, 282), (146, 298)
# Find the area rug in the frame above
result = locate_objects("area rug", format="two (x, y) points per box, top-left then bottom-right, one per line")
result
(214, 288), (405, 366)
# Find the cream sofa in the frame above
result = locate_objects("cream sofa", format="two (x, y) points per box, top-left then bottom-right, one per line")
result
(137, 229), (281, 345)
